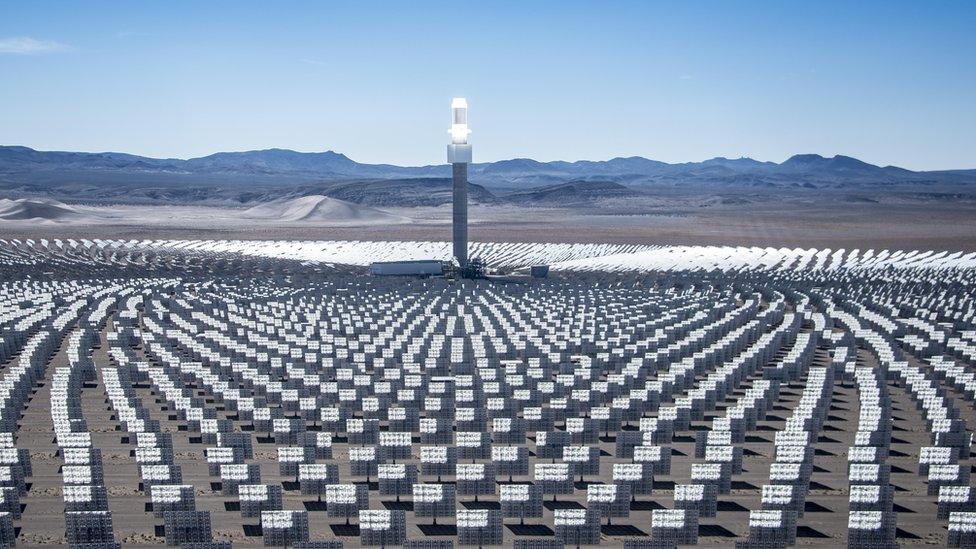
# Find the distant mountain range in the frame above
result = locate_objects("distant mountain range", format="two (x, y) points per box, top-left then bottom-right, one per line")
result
(1, 145), (974, 207)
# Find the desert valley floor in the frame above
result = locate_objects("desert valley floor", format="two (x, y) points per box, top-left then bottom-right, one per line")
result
(2, 192), (976, 252)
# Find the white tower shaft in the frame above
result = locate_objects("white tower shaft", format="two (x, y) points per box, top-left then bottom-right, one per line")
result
(448, 98), (472, 265)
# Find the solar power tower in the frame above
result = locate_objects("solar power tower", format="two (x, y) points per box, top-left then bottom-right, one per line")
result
(448, 97), (472, 267)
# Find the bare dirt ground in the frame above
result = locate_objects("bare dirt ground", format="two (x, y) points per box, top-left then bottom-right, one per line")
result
(2, 201), (975, 251)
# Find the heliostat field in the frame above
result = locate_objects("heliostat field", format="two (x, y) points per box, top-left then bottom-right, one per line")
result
(0, 239), (974, 548)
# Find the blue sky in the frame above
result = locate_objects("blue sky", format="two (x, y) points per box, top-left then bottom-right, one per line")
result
(1, 1), (973, 170)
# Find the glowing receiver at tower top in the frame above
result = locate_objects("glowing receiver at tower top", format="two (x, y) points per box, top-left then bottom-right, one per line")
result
(447, 97), (472, 163)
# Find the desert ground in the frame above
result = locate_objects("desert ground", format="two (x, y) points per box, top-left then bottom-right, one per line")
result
(2, 198), (975, 252)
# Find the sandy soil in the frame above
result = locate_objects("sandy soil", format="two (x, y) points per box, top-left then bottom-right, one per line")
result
(2, 201), (975, 251)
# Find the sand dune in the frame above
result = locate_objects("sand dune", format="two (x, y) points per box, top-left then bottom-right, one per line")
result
(242, 195), (410, 225)
(0, 198), (92, 223)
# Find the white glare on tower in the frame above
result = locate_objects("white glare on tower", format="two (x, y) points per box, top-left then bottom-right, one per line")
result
(447, 97), (472, 266)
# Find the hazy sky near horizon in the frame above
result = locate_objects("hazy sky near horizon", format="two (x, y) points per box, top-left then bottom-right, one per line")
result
(1, 1), (974, 170)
